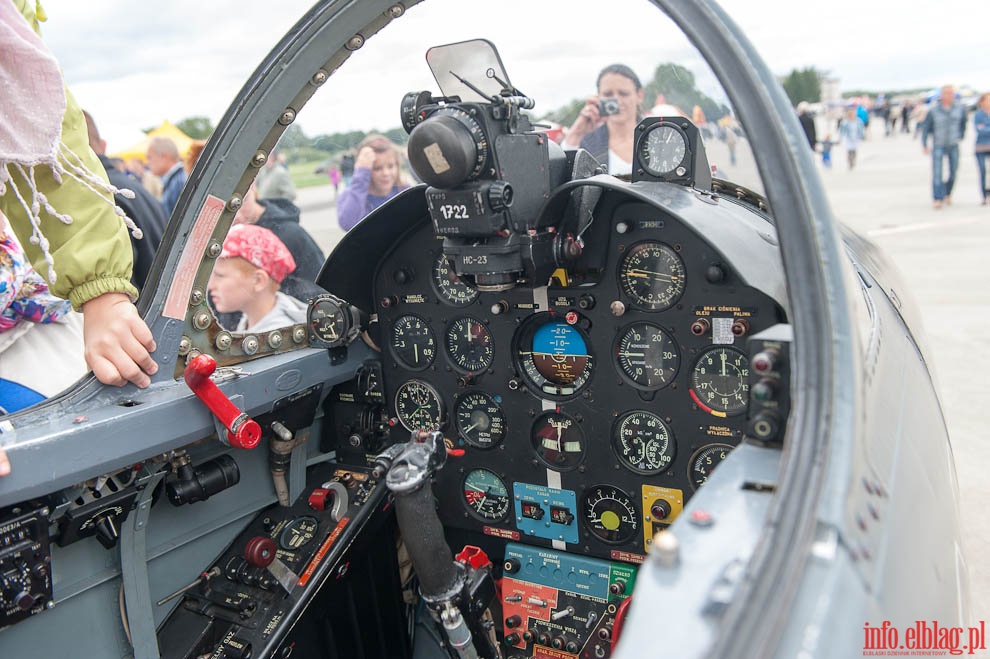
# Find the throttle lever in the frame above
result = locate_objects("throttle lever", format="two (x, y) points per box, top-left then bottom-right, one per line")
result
(244, 536), (298, 594)
(184, 354), (261, 449)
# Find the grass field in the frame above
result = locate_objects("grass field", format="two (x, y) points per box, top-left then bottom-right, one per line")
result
(289, 160), (332, 189)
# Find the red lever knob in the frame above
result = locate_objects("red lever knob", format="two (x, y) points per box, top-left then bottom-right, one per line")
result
(184, 354), (261, 449)
(244, 536), (277, 568)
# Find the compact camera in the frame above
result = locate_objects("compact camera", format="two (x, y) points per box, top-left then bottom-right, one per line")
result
(599, 97), (621, 116)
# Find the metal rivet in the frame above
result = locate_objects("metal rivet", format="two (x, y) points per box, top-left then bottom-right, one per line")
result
(293, 326), (307, 343)
(251, 151), (267, 168)
(311, 70), (328, 86)
(207, 241), (222, 258)
(346, 34), (365, 50)
(227, 195), (243, 211)
(216, 332), (232, 351)
(267, 332), (283, 349)
(242, 335), (260, 355)
(385, 4), (404, 18)
(278, 109), (297, 126)
(189, 289), (204, 306)
(185, 349), (202, 364)
(193, 312), (212, 330)
(178, 336), (192, 356)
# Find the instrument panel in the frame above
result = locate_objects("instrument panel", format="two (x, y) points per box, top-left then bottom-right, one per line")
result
(361, 191), (785, 563)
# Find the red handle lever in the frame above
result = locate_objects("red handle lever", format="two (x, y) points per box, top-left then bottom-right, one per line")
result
(184, 354), (261, 449)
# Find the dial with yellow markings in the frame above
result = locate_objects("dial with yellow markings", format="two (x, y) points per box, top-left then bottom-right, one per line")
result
(618, 241), (686, 311)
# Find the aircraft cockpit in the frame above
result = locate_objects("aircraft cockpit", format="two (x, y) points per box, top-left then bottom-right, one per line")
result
(0, 1), (965, 658)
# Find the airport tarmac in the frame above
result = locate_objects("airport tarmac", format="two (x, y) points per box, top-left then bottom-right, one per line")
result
(295, 124), (990, 620)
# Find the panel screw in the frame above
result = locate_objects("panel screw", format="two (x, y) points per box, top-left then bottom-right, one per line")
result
(268, 332), (283, 349)
(193, 312), (212, 330)
(227, 195), (243, 211)
(251, 151), (268, 168)
(178, 336), (192, 355)
(207, 241), (222, 258)
(242, 335), (260, 355)
(311, 69), (328, 86)
(279, 109), (297, 126)
(385, 4), (404, 18)
(346, 35), (365, 50)
(216, 332), (232, 351)
(189, 288), (204, 306)
(293, 326), (307, 343)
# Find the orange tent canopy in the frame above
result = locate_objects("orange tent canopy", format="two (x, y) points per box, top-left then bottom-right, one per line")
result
(109, 120), (196, 163)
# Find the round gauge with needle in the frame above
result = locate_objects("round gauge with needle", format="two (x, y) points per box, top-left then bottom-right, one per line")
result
(689, 346), (750, 416)
(582, 485), (638, 544)
(614, 322), (680, 389)
(531, 411), (585, 471)
(446, 316), (494, 373)
(612, 410), (676, 474)
(390, 314), (437, 370)
(639, 122), (689, 177)
(618, 241), (686, 311)
(455, 392), (506, 448)
(394, 379), (445, 431)
(462, 468), (510, 521)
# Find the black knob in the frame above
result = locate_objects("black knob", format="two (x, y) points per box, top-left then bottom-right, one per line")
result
(536, 632), (551, 646)
(488, 181), (514, 212)
(506, 614), (522, 628)
(94, 513), (121, 549)
(551, 636), (565, 650)
(609, 581), (626, 595)
(748, 412), (781, 441)
(566, 640), (580, 654)
(705, 264), (727, 283)
(503, 557), (521, 574)
(505, 633), (521, 646)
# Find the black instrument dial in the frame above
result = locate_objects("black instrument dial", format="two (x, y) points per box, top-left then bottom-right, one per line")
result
(391, 314), (437, 370)
(688, 443), (734, 490)
(582, 485), (639, 544)
(432, 254), (479, 306)
(639, 123), (688, 176)
(455, 392), (506, 449)
(612, 411), (676, 475)
(689, 347), (750, 416)
(308, 296), (347, 346)
(515, 316), (594, 398)
(531, 411), (585, 471)
(618, 242), (686, 311)
(279, 516), (319, 550)
(446, 317), (494, 373)
(614, 322), (680, 389)
(462, 468), (510, 522)
(394, 379), (445, 431)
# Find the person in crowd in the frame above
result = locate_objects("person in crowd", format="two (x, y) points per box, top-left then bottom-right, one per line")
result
(337, 134), (410, 230)
(256, 149), (297, 201)
(234, 183), (324, 283)
(126, 157), (162, 199)
(328, 166), (341, 197)
(973, 93), (990, 206)
(207, 224), (307, 333)
(185, 139), (206, 174)
(146, 136), (187, 216)
(561, 63), (644, 175)
(83, 110), (166, 290)
(920, 84), (967, 209)
(1, 0), (158, 476)
(339, 152), (355, 188)
(901, 102), (912, 134)
(839, 106), (865, 170)
(821, 134), (834, 169)
(797, 102), (817, 150)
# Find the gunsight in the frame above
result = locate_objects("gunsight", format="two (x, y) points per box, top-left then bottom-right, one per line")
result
(402, 39), (569, 291)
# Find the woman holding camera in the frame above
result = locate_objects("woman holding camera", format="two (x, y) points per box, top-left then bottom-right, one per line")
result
(561, 64), (645, 175)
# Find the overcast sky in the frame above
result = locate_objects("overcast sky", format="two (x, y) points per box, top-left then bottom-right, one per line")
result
(35, 0), (990, 152)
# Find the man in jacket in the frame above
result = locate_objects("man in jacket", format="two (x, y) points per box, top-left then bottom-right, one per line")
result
(921, 85), (968, 209)
(146, 136), (187, 216)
